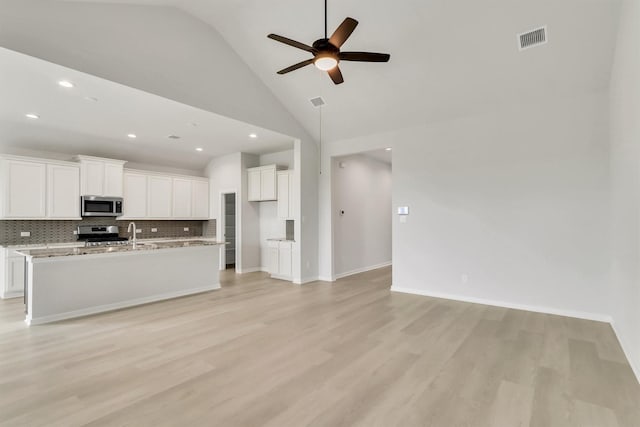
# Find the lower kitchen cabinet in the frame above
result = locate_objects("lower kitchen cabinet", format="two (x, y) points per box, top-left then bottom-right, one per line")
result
(267, 240), (292, 281)
(1, 249), (25, 299)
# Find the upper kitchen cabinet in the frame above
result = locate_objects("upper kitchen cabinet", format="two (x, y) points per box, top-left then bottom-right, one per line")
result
(47, 164), (81, 219)
(191, 179), (209, 219)
(0, 158), (46, 218)
(121, 169), (209, 220)
(247, 164), (280, 201)
(276, 170), (294, 220)
(74, 155), (126, 197)
(0, 156), (80, 220)
(122, 171), (148, 218)
(147, 175), (172, 218)
(172, 178), (192, 218)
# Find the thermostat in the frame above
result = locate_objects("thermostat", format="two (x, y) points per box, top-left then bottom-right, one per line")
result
(397, 206), (409, 215)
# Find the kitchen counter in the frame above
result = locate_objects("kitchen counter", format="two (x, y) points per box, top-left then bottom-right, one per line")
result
(21, 240), (224, 325)
(266, 238), (296, 242)
(3, 236), (218, 251)
(19, 239), (225, 259)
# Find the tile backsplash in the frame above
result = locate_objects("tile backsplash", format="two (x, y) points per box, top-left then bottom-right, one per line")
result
(0, 219), (217, 246)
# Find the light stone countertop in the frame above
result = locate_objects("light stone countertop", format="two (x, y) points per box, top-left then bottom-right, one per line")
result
(266, 238), (296, 242)
(16, 239), (226, 259)
(3, 236), (218, 250)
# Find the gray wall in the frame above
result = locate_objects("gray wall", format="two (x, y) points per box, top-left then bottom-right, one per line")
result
(609, 0), (640, 380)
(332, 153), (392, 277)
(320, 90), (611, 319)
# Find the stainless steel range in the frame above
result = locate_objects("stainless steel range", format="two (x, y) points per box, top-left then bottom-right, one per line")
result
(77, 225), (129, 247)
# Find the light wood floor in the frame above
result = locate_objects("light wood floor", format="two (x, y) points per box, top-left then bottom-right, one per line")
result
(0, 267), (638, 426)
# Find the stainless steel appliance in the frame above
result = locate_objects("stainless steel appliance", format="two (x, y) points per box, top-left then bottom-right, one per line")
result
(77, 225), (129, 247)
(81, 196), (123, 217)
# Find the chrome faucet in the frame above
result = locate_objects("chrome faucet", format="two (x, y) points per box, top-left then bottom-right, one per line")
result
(127, 222), (138, 245)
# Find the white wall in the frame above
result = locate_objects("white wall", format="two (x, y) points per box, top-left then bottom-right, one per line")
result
(332, 154), (392, 278)
(320, 91), (611, 320)
(609, 0), (640, 380)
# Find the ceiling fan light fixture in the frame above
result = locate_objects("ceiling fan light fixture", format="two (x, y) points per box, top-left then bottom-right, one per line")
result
(314, 54), (338, 71)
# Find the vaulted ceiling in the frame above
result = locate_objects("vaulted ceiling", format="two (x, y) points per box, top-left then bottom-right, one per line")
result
(67, 0), (621, 142)
(2, 0), (622, 148)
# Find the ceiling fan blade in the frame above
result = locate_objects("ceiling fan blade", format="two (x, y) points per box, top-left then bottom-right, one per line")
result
(339, 52), (391, 62)
(328, 66), (344, 85)
(267, 34), (315, 53)
(277, 59), (314, 75)
(329, 17), (358, 48)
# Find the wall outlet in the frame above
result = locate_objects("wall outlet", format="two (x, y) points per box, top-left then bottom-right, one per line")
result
(151, 228), (158, 233)
(183, 227), (189, 232)
(73, 230), (78, 235)
(400, 216), (407, 223)
(20, 231), (31, 237)
(136, 229), (142, 233)
(461, 274), (469, 284)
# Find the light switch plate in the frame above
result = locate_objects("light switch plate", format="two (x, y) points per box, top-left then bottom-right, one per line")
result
(136, 229), (142, 233)
(20, 231), (31, 237)
(397, 206), (409, 215)
(151, 228), (158, 233)
(183, 227), (189, 232)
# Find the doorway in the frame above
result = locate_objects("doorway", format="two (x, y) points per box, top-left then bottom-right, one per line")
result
(220, 192), (237, 271)
(332, 148), (392, 280)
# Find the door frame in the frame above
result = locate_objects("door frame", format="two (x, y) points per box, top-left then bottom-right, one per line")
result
(219, 190), (239, 273)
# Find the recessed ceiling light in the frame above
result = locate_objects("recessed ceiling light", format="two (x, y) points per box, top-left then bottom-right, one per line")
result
(249, 133), (257, 139)
(385, 147), (392, 151)
(58, 80), (74, 88)
(168, 135), (181, 140)
(127, 134), (137, 139)
(25, 113), (39, 119)
(195, 147), (203, 152)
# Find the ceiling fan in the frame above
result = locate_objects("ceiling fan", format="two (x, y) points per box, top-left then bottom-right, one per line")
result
(267, 0), (391, 85)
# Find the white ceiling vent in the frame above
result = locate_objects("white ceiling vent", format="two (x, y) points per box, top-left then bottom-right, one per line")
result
(309, 96), (326, 108)
(518, 26), (548, 51)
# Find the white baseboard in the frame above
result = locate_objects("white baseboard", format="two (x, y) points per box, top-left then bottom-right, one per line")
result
(334, 261), (392, 280)
(610, 320), (640, 385)
(295, 276), (319, 285)
(390, 286), (612, 323)
(26, 284), (220, 326)
(238, 267), (262, 274)
(317, 276), (334, 282)
(0, 291), (23, 299)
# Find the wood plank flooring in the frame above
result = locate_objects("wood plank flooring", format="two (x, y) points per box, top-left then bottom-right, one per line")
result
(0, 266), (638, 426)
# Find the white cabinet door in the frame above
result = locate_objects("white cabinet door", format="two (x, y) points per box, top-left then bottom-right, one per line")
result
(261, 168), (277, 201)
(7, 255), (25, 295)
(3, 160), (46, 218)
(278, 241), (292, 278)
(267, 241), (279, 274)
(47, 164), (80, 218)
(172, 178), (192, 218)
(81, 160), (104, 196)
(277, 171), (291, 219)
(248, 169), (261, 201)
(123, 172), (147, 218)
(104, 163), (124, 197)
(192, 180), (209, 219)
(147, 176), (172, 218)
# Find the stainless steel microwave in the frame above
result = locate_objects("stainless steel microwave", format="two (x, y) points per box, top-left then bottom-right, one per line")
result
(81, 196), (123, 217)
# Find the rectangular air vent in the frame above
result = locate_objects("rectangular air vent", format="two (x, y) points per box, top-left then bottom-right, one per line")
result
(309, 96), (325, 108)
(518, 26), (547, 50)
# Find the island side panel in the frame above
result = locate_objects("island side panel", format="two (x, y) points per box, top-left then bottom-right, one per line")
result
(27, 245), (221, 325)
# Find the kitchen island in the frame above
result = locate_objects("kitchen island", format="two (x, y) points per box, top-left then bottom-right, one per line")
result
(18, 240), (225, 325)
